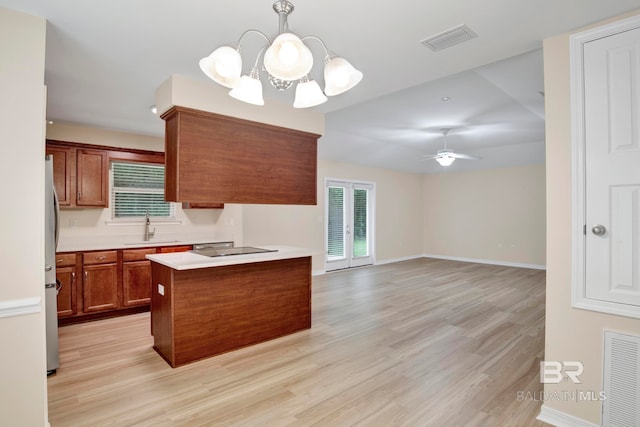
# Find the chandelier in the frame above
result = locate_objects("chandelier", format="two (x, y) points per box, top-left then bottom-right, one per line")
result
(198, 0), (363, 108)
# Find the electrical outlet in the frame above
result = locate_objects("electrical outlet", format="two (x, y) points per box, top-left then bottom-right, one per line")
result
(158, 284), (164, 296)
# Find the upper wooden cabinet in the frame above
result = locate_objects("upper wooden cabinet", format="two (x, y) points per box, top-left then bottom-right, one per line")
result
(161, 106), (319, 205)
(76, 148), (108, 207)
(46, 141), (109, 208)
(46, 145), (73, 206)
(181, 202), (224, 209)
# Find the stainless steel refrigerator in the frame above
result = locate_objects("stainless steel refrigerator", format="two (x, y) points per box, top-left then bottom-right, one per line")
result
(45, 155), (60, 375)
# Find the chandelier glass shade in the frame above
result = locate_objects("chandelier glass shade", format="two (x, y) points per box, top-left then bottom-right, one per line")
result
(229, 68), (264, 106)
(198, 46), (242, 89)
(293, 76), (327, 108)
(263, 33), (314, 81)
(199, 0), (362, 108)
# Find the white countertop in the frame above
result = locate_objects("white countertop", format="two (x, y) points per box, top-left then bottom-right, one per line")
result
(57, 234), (222, 252)
(146, 245), (315, 270)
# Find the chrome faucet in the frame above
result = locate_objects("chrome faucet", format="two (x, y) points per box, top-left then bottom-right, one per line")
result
(144, 210), (155, 241)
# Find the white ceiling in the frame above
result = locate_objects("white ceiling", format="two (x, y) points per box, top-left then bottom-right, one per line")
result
(2, 0), (640, 173)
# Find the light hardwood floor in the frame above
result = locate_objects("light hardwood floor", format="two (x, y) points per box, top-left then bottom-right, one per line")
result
(48, 258), (549, 426)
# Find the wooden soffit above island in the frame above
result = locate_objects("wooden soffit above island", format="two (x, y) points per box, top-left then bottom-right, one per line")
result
(161, 106), (319, 205)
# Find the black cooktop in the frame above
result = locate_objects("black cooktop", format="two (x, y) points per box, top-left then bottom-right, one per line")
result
(191, 247), (278, 257)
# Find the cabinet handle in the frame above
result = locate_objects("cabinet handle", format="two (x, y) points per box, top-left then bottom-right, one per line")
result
(96, 256), (107, 261)
(57, 258), (63, 263)
(78, 191), (81, 199)
(84, 271), (88, 283)
(71, 272), (76, 284)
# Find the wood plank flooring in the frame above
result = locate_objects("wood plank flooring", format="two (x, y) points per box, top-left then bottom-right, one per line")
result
(48, 258), (549, 426)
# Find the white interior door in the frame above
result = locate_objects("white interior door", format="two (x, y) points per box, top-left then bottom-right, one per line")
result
(584, 26), (640, 306)
(326, 180), (374, 272)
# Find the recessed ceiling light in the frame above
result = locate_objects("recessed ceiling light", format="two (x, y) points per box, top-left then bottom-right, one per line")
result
(150, 105), (158, 114)
(441, 97), (451, 102)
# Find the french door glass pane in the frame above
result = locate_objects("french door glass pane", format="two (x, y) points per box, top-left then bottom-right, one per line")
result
(353, 188), (368, 257)
(327, 186), (345, 259)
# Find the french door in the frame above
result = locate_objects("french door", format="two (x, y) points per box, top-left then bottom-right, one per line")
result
(325, 180), (374, 271)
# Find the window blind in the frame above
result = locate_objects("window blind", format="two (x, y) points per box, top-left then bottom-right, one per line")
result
(353, 188), (369, 257)
(111, 162), (175, 219)
(327, 186), (345, 259)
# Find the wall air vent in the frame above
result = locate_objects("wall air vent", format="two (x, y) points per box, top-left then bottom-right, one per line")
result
(603, 331), (640, 427)
(420, 24), (478, 52)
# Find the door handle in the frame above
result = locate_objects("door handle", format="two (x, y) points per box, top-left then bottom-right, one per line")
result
(591, 224), (607, 236)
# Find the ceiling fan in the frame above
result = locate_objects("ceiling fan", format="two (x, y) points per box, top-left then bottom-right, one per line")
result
(422, 128), (481, 167)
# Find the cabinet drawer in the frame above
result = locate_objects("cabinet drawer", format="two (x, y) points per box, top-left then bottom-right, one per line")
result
(123, 248), (157, 262)
(83, 250), (117, 265)
(157, 245), (192, 253)
(56, 253), (76, 267)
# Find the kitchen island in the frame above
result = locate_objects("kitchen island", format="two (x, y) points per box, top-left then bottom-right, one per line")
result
(146, 246), (313, 367)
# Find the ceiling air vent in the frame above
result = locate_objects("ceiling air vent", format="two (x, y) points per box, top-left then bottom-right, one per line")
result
(420, 24), (478, 52)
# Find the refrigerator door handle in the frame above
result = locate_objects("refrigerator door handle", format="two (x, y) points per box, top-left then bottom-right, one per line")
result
(53, 185), (59, 251)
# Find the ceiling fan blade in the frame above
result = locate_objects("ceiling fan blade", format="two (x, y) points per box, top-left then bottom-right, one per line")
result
(421, 154), (440, 160)
(451, 153), (481, 160)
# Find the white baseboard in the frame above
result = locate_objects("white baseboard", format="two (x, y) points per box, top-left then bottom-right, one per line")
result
(537, 405), (599, 427)
(375, 254), (425, 265)
(422, 253), (546, 270)
(318, 253), (545, 274)
(0, 297), (41, 319)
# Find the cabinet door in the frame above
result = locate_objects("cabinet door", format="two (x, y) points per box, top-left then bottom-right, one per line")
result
(56, 266), (76, 317)
(83, 263), (118, 312)
(76, 149), (108, 207)
(46, 145), (73, 206)
(123, 260), (152, 307)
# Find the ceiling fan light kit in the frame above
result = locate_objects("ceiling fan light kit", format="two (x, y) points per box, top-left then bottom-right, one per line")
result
(435, 155), (455, 167)
(199, 0), (363, 108)
(424, 128), (481, 167)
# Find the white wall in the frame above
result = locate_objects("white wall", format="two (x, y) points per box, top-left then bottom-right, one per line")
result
(243, 159), (546, 273)
(543, 9), (640, 424)
(243, 159), (425, 273)
(422, 164), (546, 267)
(0, 6), (48, 426)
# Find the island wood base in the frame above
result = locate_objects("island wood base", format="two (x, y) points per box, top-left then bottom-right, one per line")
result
(150, 256), (311, 367)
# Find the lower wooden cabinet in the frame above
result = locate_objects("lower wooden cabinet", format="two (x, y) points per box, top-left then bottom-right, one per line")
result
(122, 248), (156, 307)
(123, 261), (152, 306)
(82, 250), (118, 313)
(83, 262), (119, 312)
(55, 253), (77, 317)
(57, 244), (192, 323)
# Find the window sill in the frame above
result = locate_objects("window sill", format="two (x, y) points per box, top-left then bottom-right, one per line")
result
(105, 218), (182, 226)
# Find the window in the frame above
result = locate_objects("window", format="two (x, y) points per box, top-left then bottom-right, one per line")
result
(111, 161), (175, 220)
